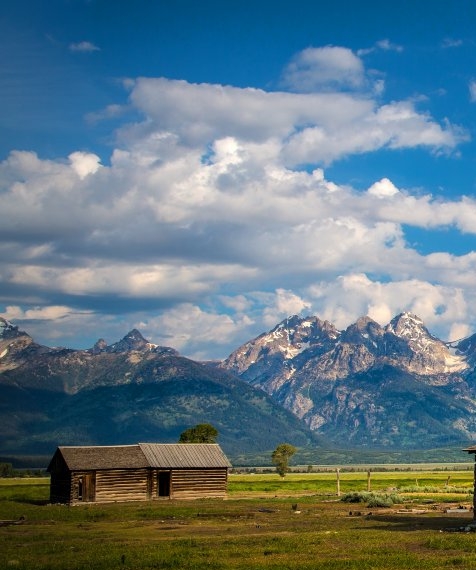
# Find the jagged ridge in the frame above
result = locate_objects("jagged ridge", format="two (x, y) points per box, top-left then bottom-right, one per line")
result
(220, 312), (476, 448)
(0, 319), (317, 459)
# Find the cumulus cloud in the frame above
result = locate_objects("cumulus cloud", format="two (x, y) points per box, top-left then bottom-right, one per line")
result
(306, 274), (469, 341)
(135, 304), (255, 360)
(281, 46), (366, 92)
(262, 289), (312, 327)
(367, 178), (400, 198)
(69, 152), (102, 179)
(127, 77), (465, 167)
(1, 305), (82, 321)
(0, 45), (475, 357)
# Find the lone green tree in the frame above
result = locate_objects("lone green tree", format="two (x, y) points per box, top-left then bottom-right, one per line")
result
(179, 423), (218, 443)
(272, 443), (296, 477)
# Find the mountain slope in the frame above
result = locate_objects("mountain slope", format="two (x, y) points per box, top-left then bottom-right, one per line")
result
(220, 312), (476, 448)
(0, 319), (318, 460)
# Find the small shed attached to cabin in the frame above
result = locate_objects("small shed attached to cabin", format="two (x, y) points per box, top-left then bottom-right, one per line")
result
(463, 444), (476, 520)
(47, 443), (232, 505)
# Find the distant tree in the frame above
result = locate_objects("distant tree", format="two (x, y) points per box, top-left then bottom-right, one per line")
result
(179, 423), (218, 443)
(0, 462), (14, 478)
(272, 443), (296, 477)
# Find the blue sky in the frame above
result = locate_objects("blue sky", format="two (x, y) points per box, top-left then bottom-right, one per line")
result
(2, 0), (476, 358)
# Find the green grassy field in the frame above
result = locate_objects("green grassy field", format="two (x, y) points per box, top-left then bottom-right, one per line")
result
(1, 472), (476, 569)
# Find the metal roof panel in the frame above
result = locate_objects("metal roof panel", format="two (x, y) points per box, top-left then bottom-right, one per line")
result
(139, 443), (232, 468)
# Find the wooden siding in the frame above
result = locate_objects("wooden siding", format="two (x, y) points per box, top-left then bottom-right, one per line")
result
(170, 468), (228, 499)
(95, 468), (150, 503)
(69, 468), (151, 504)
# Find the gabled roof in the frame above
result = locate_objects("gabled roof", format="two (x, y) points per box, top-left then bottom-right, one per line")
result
(49, 445), (149, 471)
(48, 443), (231, 471)
(463, 445), (476, 454)
(139, 443), (232, 469)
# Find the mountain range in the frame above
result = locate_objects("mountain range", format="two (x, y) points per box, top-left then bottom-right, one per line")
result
(220, 312), (476, 449)
(0, 318), (316, 464)
(2, 312), (476, 466)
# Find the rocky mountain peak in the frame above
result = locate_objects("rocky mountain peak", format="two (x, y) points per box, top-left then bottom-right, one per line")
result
(340, 316), (384, 345)
(106, 329), (152, 353)
(0, 318), (37, 373)
(270, 315), (339, 348)
(384, 312), (452, 367)
(90, 338), (108, 354)
(222, 315), (341, 379)
(451, 333), (476, 368)
(387, 312), (428, 338)
(0, 317), (28, 340)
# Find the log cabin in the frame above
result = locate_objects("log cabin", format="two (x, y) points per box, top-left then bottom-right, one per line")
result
(47, 443), (232, 505)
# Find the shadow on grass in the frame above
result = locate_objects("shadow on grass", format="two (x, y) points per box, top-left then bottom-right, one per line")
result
(13, 497), (50, 506)
(362, 514), (475, 532)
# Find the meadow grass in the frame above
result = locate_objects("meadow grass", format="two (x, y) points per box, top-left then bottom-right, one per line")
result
(228, 470), (474, 496)
(1, 471), (476, 569)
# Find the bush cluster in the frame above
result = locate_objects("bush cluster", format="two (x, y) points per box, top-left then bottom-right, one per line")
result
(341, 491), (402, 508)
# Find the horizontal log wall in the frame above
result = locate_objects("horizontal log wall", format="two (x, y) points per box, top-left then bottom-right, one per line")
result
(63, 467), (228, 504)
(69, 469), (151, 504)
(94, 468), (150, 503)
(171, 469), (228, 499)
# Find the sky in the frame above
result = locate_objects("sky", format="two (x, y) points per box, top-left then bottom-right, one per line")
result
(2, 0), (476, 359)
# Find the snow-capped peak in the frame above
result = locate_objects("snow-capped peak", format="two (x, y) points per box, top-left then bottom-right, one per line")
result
(0, 317), (27, 340)
(387, 312), (426, 338)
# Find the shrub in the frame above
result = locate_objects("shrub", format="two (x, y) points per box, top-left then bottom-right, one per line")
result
(341, 491), (401, 507)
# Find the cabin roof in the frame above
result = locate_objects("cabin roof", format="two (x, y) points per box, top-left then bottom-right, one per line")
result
(48, 443), (231, 471)
(139, 443), (232, 469)
(463, 445), (476, 454)
(50, 444), (149, 471)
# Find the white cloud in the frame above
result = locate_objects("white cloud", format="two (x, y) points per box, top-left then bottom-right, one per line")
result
(1, 305), (80, 321)
(137, 304), (254, 359)
(306, 274), (469, 341)
(69, 41), (100, 53)
(367, 178), (399, 198)
(86, 104), (126, 124)
(262, 289), (312, 327)
(281, 46), (366, 92)
(449, 322), (471, 341)
(1, 44), (475, 357)
(127, 77), (465, 168)
(69, 152), (102, 179)
(376, 39), (403, 52)
(469, 80), (476, 102)
(358, 39), (404, 56)
(441, 38), (463, 49)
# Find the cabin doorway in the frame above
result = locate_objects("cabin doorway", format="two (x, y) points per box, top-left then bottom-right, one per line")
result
(78, 473), (96, 502)
(157, 471), (171, 497)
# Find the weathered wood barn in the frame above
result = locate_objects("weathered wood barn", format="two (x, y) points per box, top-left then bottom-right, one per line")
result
(47, 443), (232, 505)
